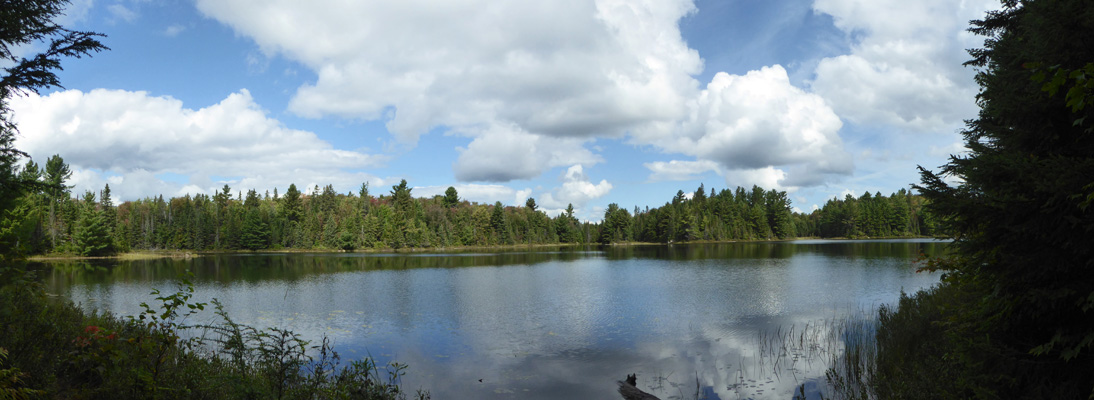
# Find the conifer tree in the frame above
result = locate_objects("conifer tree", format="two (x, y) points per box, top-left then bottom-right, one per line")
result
(912, 0), (1094, 396)
(443, 186), (459, 208)
(74, 191), (111, 256)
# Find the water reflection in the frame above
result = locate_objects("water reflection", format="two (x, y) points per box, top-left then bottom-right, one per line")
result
(35, 247), (602, 287)
(603, 238), (948, 261)
(35, 240), (948, 399)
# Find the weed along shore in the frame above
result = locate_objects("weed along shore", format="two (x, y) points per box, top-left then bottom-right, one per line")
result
(0, 265), (429, 399)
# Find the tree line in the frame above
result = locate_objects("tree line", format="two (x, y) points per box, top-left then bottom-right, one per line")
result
(0, 162), (599, 256)
(1, 158), (942, 257)
(603, 184), (940, 244)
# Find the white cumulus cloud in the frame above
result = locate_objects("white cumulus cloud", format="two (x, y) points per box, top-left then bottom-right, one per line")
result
(810, 0), (996, 131)
(11, 89), (385, 200)
(539, 165), (612, 217)
(195, 0), (702, 182)
(721, 166), (790, 192)
(191, 0), (994, 195)
(636, 65), (851, 188)
(196, 0), (701, 142)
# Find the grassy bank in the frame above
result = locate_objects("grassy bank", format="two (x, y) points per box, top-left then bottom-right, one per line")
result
(0, 265), (428, 399)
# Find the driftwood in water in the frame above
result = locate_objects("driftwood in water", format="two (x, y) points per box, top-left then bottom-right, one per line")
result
(618, 374), (660, 400)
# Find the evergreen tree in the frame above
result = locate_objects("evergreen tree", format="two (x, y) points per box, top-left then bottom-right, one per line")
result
(17, 159), (40, 183)
(42, 154), (72, 249)
(764, 189), (793, 239)
(239, 208), (268, 250)
(244, 189), (260, 208)
(390, 179), (412, 216)
(911, 0), (1094, 396)
(73, 191), (112, 256)
(281, 183), (303, 222)
(600, 203), (632, 244)
(443, 186), (459, 208)
(1, 1), (107, 248)
(490, 201), (509, 244)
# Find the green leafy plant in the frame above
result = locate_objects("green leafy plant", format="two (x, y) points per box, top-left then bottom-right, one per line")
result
(0, 347), (45, 400)
(128, 271), (206, 398)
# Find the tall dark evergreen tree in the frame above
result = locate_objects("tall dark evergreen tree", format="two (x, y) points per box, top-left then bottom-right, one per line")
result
(911, 0), (1094, 396)
(390, 179), (412, 216)
(443, 186), (459, 208)
(240, 209), (268, 250)
(73, 191), (111, 256)
(764, 189), (793, 239)
(490, 201), (509, 244)
(281, 183), (303, 222)
(599, 203), (631, 244)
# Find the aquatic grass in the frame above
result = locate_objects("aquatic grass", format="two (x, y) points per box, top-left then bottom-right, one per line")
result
(755, 318), (847, 383)
(823, 315), (878, 400)
(768, 290), (957, 400)
(749, 310), (886, 400)
(644, 318), (858, 400)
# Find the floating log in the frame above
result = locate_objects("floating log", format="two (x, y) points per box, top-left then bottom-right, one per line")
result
(618, 374), (660, 400)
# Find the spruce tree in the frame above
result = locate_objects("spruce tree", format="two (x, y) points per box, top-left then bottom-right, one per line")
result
(74, 191), (111, 256)
(914, 0), (1094, 396)
(443, 186), (459, 208)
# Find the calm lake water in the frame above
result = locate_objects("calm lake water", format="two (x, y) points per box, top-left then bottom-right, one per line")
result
(37, 239), (946, 399)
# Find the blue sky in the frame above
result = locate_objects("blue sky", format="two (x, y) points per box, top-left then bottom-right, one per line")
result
(10, 0), (997, 221)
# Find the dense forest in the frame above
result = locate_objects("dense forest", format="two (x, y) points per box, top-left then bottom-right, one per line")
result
(1, 156), (941, 258)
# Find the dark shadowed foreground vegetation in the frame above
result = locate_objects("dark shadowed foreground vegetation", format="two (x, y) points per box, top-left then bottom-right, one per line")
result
(0, 265), (427, 399)
(820, 0), (1094, 398)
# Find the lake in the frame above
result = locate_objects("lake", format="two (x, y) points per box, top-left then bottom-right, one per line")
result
(37, 239), (946, 399)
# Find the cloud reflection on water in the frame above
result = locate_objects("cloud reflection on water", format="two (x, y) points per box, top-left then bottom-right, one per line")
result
(41, 240), (946, 399)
